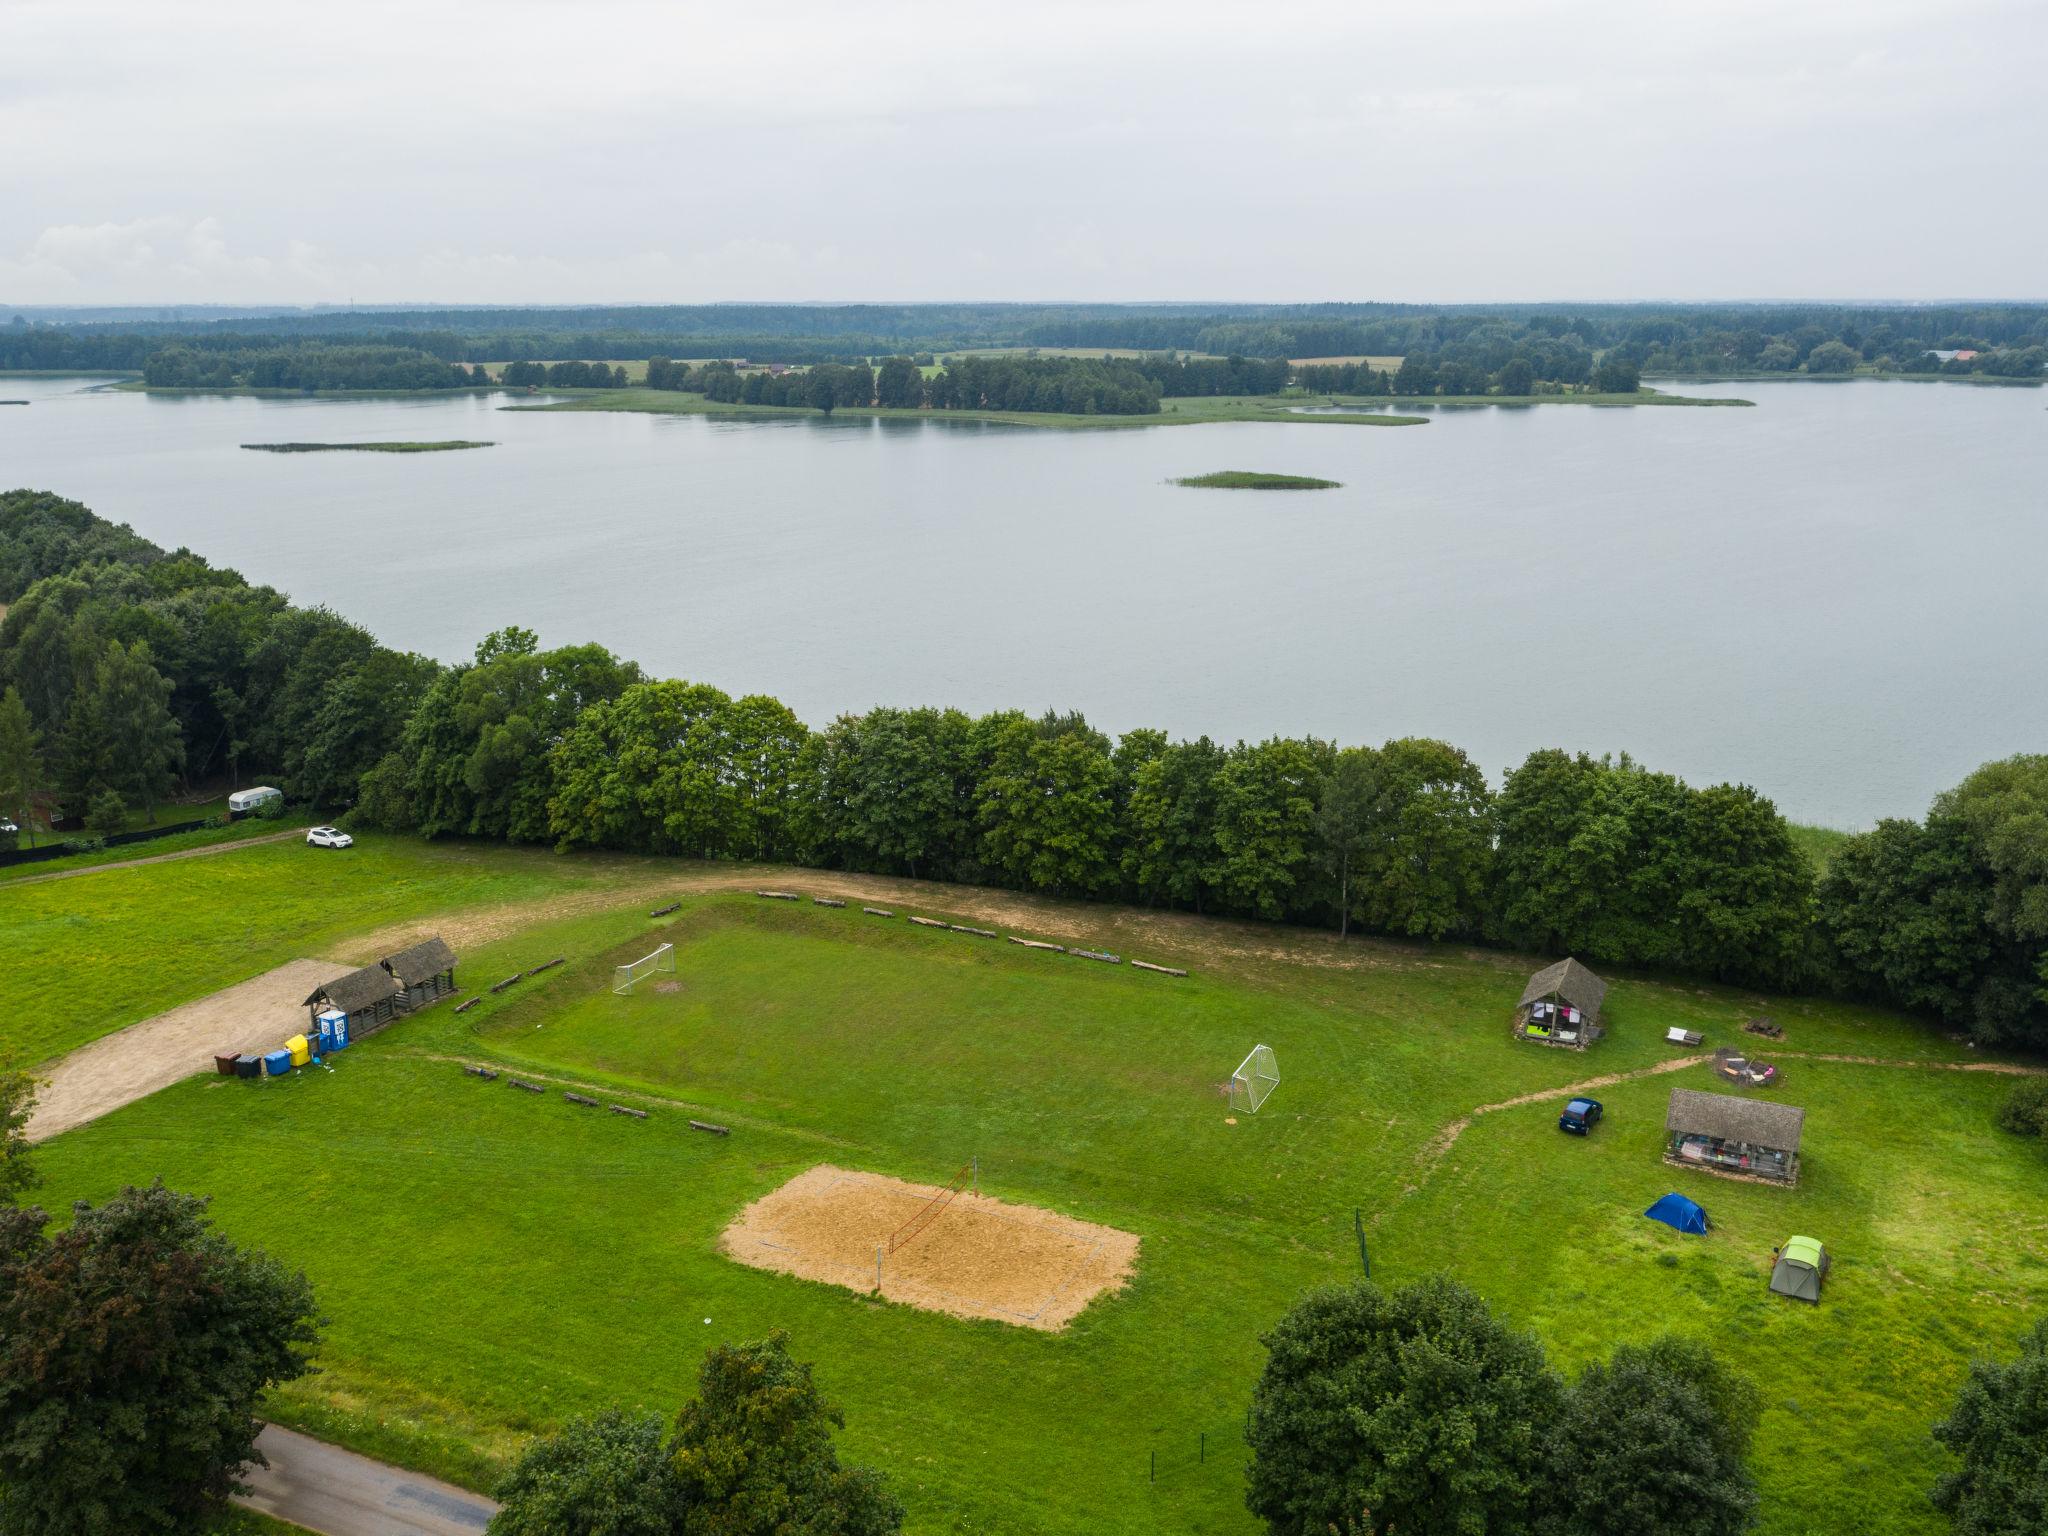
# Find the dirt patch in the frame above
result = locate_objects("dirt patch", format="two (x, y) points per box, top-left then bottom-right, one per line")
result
(27, 958), (347, 1142)
(721, 1164), (1138, 1331)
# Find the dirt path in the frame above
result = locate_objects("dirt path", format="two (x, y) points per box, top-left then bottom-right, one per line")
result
(340, 863), (1455, 978)
(3, 827), (304, 888)
(25, 958), (346, 1142)
(1410, 1054), (1711, 1181)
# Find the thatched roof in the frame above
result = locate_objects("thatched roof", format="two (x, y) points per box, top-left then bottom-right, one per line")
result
(304, 965), (400, 1013)
(382, 936), (456, 987)
(1518, 957), (1608, 1018)
(1665, 1088), (1804, 1152)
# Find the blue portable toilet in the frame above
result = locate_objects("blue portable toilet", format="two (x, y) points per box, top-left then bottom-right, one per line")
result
(317, 1008), (348, 1052)
(263, 1048), (294, 1078)
(1645, 1192), (1709, 1234)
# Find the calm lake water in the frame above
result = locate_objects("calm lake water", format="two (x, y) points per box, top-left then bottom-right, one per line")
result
(3, 375), (2043, 828)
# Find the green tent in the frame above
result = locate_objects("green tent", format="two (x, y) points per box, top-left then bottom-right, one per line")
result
(1769, 1235), (1829, 1303)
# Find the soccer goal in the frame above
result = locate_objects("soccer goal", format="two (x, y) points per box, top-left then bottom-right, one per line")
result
(1228, 1044), (1280, 1114)
(613, 942), (676, 994)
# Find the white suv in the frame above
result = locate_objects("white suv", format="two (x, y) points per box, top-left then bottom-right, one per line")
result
(306, 826), (354, 849)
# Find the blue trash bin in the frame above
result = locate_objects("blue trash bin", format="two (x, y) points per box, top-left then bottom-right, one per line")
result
(263, 1049), (293, 1077)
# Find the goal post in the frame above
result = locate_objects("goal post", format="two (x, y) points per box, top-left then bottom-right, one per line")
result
(613, 942), (676, 994)
(1229, 1044), (1280, 1114)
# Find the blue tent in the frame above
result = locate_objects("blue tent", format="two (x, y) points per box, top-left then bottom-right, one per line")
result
(1645, 1192), (1709, 1234)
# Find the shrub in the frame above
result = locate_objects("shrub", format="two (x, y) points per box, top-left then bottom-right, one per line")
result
(203, 812), (231, 829)
(1994, 1079), (2048, 1138)
(59, 835), (104, 855)
(84, 789), (128, 836)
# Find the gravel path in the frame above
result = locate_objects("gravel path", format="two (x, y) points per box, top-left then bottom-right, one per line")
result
(3, 827), (304, 887)
(24, 958), (345, 1142)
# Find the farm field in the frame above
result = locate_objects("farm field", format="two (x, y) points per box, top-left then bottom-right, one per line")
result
(24, 861), (2048, 1536)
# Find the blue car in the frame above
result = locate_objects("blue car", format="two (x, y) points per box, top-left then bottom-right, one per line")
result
(1558, 1098), (1603, 1135)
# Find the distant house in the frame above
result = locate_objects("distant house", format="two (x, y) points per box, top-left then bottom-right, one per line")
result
(1514, 957), (1608, 1049)
(382, 936), (458, 1010)
(1665, 1088), (1805, 1185)
(305, 934), (460, 1040)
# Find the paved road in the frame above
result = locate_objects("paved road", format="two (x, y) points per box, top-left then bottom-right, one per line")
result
(237, 1425), (499, 1536)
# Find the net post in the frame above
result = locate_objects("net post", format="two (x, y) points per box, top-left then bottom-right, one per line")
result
(875, 1245), (882, 1293)
(973, 1155), (979, 1196)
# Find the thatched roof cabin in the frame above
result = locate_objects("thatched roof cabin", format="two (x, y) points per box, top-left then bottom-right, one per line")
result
(383, 936), (457, 990)
(1515, 957), (1609, 1049)
(1665, 1087), (1805, 1185)
(304, 965), (402, 1016)
(1519, 958), (1608, 1020)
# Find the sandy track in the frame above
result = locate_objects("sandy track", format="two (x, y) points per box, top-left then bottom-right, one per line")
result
(25, 958), (346, 1142)
(3, 827), (304, 888)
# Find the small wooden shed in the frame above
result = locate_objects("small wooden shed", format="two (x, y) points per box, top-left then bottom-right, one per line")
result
(1514, 957), (1608, 1049)
(304, 965), (404, 1040)
(1665, 1088), (1805, 1186)
(382, 936), (458, 1010)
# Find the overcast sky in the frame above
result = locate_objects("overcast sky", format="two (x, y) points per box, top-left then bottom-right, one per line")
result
(3, 0), (2042, 307)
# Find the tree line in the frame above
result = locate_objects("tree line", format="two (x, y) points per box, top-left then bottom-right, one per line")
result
(5, 488), (2047, 1052)
(498, 359), (629, 389)
(140, 342), (488, 391)
(647, 354), (1164, 415)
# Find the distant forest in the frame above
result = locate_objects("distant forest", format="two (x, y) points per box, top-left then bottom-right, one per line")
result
(5, 300), (2044, 384)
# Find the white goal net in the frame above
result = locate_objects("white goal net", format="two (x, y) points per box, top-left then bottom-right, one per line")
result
(1229, 1044), (1280, 1114)
(614, 942), (676, 994)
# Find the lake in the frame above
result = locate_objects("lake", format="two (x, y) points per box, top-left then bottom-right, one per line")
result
(3, 375), (2043, 828)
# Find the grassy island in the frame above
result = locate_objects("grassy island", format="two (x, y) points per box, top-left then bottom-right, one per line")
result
(1175, 470), (1341, 490)
(240, 440), (496, 454)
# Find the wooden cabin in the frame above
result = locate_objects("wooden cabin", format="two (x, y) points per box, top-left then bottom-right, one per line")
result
(1665, 1088), (1805, 1186)
(382, 936), (458, 1011)
(304, 965), (404, 1040)
(1514, 957), (1608, 1049)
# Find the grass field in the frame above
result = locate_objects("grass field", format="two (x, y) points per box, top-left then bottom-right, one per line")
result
(24, 858), (2048, 1535)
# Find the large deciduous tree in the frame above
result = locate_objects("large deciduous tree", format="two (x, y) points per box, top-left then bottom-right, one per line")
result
(973, 711), (1118, 896)
(1123, 735), (1225, 912)
(1931, 1320), (2048, 1535)
(1545, 1335), (1761, 1536)
(1246, 1277), (1556, 1536)
(670, 1332), (902, 1536)
(0, 1182), (319, 1536)
(1213, 737), (1329, 921)
(0, 689), (40, 846)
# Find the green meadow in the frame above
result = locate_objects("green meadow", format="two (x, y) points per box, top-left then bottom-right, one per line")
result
(24, 861), (2046, 1535)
